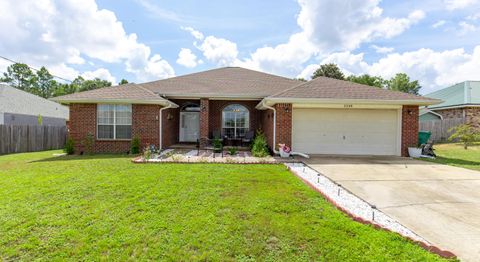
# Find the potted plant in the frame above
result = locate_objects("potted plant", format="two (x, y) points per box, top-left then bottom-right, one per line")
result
(278, 143), (291, 158)
(407, 143), (422, 158)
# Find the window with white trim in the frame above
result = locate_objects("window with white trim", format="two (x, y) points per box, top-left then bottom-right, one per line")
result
(222, 104), (249, 138)
(97, 104), (132, 139)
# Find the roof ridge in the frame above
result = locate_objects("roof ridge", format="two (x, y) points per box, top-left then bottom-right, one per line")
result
(273, 76), (430, 100)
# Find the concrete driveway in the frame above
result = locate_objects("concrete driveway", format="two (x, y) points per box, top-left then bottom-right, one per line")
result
(304, 156), (480, 261)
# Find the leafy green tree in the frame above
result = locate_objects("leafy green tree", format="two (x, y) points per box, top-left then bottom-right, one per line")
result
(78, 77), (112, 92)
(448, 124), (480, 149)
(119, 79), (129, 85)
(346, 74), (385, 88)
(311, 63), (345, 80)
(34, 66), (59, 98)
(294, 78), (307, 82)
(386, 73), (421, 95)
(0, 63), (36, 92)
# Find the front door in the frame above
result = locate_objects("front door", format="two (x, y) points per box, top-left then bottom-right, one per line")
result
(179, 112), (200, 142)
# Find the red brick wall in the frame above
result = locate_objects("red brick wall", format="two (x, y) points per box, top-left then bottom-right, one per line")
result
(161, 108), (178, 148)
(199, 98), (209, 147)
(275, 103), (292, 150)
(401, 105), (419, 157)
(260, 110), (274, 149)
(208, 100), (261, 134)
(69, 103), (160, 154)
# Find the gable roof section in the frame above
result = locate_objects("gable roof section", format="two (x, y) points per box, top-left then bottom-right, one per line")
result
(51, 84), (178, 107)
(426, 81), (480, 109)
(261, 76), (441, 106)
(138, 67), (302, 99)
(0, 84), (68, 119)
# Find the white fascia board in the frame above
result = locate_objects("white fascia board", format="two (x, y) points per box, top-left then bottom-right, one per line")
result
(50, 98), (179, 108)
(260, 97), (442, 107)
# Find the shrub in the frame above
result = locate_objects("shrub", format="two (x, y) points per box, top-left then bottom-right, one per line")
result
(228, 147), (238, 156)
(251, 130), (270, 157)
(448, 124), (480, 149)
(131, 136), (141, 154)
(213, 138), (223, 153)
(64, 137), (75, 155)
(82, 133), (94, 155)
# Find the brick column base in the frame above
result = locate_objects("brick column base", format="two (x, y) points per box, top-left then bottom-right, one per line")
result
(199, 98), (209, 149)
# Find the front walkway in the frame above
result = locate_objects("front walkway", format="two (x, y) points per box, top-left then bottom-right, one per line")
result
(304, 155), (480, 262)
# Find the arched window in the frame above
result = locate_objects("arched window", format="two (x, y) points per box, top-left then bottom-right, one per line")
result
(222, 104), (249, 138)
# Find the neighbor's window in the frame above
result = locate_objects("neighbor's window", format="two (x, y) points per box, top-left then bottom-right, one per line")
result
(222, 104), (249, 138)
(97, 104), (132, 139)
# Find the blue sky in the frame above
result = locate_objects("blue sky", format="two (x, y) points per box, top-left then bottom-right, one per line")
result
(0, 0), (479, 94)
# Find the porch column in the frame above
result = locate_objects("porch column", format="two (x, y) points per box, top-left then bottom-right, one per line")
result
(199, 98), (209, 148)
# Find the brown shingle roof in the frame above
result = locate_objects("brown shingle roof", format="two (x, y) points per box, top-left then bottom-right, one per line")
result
(269, 76), (441, 103)
(51, 84), (176, 106)
(138, 67), (302, 98)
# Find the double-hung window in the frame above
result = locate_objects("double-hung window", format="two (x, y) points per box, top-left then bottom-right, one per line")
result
(97, 104), (132, 139)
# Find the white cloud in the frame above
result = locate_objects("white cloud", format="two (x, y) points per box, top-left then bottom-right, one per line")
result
(81, 68), (116, 84)
(432, 20), (447, 28)
(176, 48), (200, 68)
(181, 26), (204, 41)
(444, 0), (479, 10)
(0, 0), (174, 82)
(458, 21), (478, 34)
(197, 36), (239, 66)
(245, 0), (423, 75)
(371, 45), (395, 54)
(313, 46), (480, 93)
(183, 0), (424, 77)
(297, 64), (320, 79)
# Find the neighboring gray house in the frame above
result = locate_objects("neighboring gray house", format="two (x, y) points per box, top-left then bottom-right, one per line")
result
(0, 84), (68, 126)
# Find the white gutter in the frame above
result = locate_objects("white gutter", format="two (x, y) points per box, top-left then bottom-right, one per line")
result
(260, 100), (279, 155)
(159, 102), (174, 150)
(260, 97), (442, 107)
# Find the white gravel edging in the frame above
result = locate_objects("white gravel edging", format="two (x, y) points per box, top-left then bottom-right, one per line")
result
(286, 162), (428, 243)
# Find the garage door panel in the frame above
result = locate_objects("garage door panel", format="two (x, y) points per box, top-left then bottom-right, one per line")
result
(292, 108), (399, 156)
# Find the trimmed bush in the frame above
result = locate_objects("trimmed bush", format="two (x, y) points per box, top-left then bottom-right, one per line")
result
(251, 130), (270, 157)
(131, 136), (141, 154)
(64, 137), (75, 155)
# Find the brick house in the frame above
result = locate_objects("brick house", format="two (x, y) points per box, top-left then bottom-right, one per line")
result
(52, 67), (440, 156)
(423, 81), (480, 129)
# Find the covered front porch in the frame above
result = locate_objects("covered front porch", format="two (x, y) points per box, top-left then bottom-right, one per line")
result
(160, 98), (264, 150)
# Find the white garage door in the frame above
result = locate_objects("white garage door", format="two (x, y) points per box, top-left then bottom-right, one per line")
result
(292, 108), (400, 155)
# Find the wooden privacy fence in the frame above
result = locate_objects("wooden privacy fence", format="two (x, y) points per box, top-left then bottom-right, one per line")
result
(0, 125), (67, 155)
(419, 118), (464, 142)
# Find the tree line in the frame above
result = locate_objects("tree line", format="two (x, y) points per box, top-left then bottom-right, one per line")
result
(0, 63), (129, 98)
(1, 62), (422, 99)
(300, 63), (422, 95)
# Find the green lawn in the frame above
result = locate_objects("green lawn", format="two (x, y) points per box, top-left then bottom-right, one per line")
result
(424, 142), (480, 171)
(0, 151), (448, 261)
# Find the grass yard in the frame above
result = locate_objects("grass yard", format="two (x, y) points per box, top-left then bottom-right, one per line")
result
(0, 151), (449, 261)
(423, 142), (480, 171)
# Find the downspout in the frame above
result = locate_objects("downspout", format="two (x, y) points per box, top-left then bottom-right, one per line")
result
(261, 100), (279, 155)
(159, 103), (173, 151)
